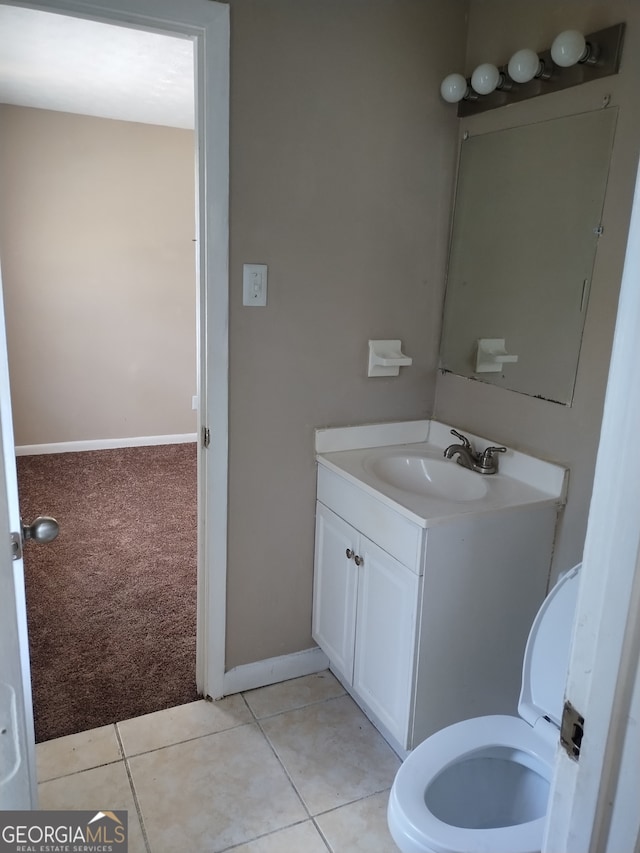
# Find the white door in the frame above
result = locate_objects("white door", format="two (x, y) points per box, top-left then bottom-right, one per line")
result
(543, 161), (640, 850)
(0, 263), (37, 809)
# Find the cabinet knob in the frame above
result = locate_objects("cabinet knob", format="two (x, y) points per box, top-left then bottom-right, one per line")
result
(346, 548), (355, 560)
(354, 555), (363, 566)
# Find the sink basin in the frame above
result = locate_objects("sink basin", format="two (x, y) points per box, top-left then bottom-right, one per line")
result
(367, 453), (488, 502)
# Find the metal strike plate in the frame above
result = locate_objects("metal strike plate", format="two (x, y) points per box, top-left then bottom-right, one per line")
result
(10, 532), (22, 561)
(560, 699), (585, 760)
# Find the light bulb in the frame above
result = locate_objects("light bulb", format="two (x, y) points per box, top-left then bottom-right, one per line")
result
(440, 73), (468, 103)
(508, 48), (542, 83)
(471, 63), (500, 95)
(551, 30), (588, 67)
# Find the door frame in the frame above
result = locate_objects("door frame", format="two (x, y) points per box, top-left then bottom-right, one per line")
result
(1, 0), (230, 700)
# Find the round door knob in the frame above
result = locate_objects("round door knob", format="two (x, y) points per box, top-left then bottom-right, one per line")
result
(22, 516), (59, 544)
(354, 555), (363, 566)
(346, 548), (355, 560)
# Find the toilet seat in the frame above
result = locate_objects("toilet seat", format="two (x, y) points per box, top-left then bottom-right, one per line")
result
(388, 714), (554, 853)
(388, 565), (582, 853)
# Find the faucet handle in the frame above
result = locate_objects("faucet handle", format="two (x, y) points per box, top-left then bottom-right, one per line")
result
(450, 429), (472, 449)
(479, 445), (507, 470)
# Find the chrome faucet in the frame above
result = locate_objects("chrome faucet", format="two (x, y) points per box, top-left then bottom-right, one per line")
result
(443, 429), (507, 475)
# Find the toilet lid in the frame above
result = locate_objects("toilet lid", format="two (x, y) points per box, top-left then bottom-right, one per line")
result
(518, 563), (581, 729)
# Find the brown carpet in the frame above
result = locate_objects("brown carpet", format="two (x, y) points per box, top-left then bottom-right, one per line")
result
(17, 443), (199, 743)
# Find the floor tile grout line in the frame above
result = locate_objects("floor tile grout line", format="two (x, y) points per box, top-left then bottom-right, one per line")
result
(115, 725), (153, 853)
(313, 785), (393, 818)
(38, 756), (122, 784)
(36, 724), (124, 783)
(241, 690), (395, 808)
(249, 706), (389, 849)
(237, 691), (253, 717)
(243, 690), (397, 827)
(311, 816), (335, 852)
(49, 691), (347, 770)
(215, 693), (328, 852)
(243, 694), (315, 823)
(115, 718), (252, 760)
(310, 788), (393, 853)
(39, 718), (252, 774)
(242, 689), (347, 722)
(253, 719), (336, 852)
(115, 723), (124, 759)
(216, 817), (325, 853)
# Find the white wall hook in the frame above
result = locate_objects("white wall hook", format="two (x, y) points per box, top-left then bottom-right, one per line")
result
(476, 338), (519, 373)
(368, 340), (413, 377)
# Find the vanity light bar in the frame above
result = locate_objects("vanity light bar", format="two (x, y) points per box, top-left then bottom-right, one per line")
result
(442, 23), (625, 118)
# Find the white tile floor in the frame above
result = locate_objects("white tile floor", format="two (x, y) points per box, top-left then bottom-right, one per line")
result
(36, 671), (401, 852)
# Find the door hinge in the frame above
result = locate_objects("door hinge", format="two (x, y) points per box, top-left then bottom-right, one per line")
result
(202, 426), (210, 448)
(560, 700), (584, 761)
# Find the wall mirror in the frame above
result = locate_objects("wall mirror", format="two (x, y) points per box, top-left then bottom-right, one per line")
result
(439, 108), (617, 404)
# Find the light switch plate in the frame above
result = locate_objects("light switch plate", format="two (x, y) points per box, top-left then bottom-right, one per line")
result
(243, 263), (268, 306)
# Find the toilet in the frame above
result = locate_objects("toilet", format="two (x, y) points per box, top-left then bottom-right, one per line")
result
(387, 563), (581, 853)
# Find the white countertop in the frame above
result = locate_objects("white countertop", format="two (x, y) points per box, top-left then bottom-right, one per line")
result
(315, 420), (568, 528)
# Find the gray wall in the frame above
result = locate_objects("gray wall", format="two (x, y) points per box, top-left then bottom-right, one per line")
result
(0, 106), (197, 444)
(435, 0), (640, 580)
(225, 0), (467, 667)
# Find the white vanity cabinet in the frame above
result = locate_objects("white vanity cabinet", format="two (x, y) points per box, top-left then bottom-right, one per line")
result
(312, 460), (562, 756)
(313, 502), (419, 746)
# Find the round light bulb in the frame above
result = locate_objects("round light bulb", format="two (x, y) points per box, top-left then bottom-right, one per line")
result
(440, 73), (468, 103)
(551, 30), (587, 67)
(471, 63), (500, 95)
(508, 48), (541, 83)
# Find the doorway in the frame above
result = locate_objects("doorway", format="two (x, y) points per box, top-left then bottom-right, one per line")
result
(0, 0), (229, 742)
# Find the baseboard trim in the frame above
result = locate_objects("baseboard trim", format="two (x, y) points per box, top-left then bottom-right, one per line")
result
(15, 434), (198, 456)
(221, 647), (329, 696)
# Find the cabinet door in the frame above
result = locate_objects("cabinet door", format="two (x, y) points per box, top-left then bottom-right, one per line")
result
(312, 503), (358, 683)
(353, 537), (419, 747)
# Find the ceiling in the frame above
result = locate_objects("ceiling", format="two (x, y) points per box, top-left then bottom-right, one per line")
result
(0, 5), (194, 129)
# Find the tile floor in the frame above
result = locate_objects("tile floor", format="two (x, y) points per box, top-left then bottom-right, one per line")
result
(36, 670), (401, 852)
